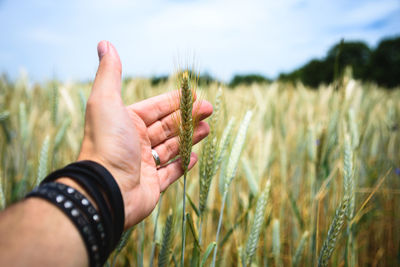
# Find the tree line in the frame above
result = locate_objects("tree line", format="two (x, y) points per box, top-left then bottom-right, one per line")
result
(278, 36), (400, 88)
(149, 36), (399, 89)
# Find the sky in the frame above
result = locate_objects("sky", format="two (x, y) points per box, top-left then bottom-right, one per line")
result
(0, 0), (399, 82)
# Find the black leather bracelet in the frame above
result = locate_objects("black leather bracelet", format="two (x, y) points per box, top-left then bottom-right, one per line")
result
(45, 182), (108, 260)
(26, 183), (102, 267)
(41, 161), (125, 252)
(69, 161), (125, 246)
(41, 168), (115, 256)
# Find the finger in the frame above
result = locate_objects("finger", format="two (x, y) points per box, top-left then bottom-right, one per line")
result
(153, 121), (209, 165)
(90, 41), (123, 101)
(128, 89), (198, 126)
(158, 153), (198, 192)
(147, 100), (213, 146)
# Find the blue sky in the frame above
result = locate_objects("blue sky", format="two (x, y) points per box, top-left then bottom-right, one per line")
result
(0, 0), (399, 82)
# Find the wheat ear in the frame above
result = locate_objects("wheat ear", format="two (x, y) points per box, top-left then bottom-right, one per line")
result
(178, 71), (194, 173)
(244, 180), (271, 266)
(318, 200), (348, 267)
(199, 87), (222, 217)
(343, 134), (354, 219)
(158, 212), (175, 267)
(36, 135), (50, 186)
(224, 111), (253, 188)
(217, 117), (236, 194)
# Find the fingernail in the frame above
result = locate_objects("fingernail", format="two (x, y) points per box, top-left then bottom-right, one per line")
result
(97, 40), (109, 60)
(109, 42), (117, 56)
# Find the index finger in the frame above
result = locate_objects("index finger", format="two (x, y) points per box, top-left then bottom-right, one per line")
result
(128, 90), (197, 126)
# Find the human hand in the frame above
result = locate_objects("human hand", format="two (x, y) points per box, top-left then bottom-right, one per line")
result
(77, 41), (212, 228)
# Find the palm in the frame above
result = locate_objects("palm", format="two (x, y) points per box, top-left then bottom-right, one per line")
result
(121, 95), (211, 226)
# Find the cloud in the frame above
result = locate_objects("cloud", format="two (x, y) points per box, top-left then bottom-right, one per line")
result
(0, 0), (399, 81)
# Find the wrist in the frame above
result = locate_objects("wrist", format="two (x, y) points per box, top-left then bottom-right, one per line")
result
(76, 153), (132, 229)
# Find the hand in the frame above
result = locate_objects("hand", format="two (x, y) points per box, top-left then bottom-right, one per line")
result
(77, 41), (212, 228)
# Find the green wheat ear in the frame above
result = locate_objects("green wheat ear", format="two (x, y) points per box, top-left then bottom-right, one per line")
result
(318, 200), (348, 267)
(158, 211), (175, 267)
(199, 87), (222, 216)
(343, 133), (354, 219)
(224, 110), (253, 188)
(245, 179), (271, 266)
(178, 70), (195, 173)
(36, 135), (50, 186)
(318, 131), (354, 267)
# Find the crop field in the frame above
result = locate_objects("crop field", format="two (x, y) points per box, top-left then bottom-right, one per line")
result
(0, 73), (399, 266)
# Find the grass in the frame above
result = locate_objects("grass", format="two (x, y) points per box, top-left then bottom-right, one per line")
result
(0, 73), (399, 266)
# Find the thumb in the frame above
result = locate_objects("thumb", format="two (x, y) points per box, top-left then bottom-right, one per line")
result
(91, 40), (122, 99)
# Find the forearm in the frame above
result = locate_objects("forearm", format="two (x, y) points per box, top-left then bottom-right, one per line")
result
(0, 196), (87, 267)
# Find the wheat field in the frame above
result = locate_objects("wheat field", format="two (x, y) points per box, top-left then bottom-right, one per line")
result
(0, 73), (399, 266)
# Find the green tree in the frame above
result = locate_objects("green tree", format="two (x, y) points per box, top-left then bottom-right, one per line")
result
(298, 59), (333, 87)
(368, 36), (400, 88)
(326, 41), (371, 80)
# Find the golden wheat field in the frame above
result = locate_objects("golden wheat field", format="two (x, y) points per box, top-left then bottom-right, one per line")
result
(0, 73), (399, 267)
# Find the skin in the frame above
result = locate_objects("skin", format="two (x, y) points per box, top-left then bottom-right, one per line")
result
(0, 40), (213, 267)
